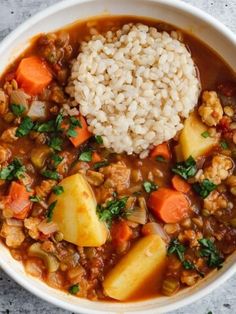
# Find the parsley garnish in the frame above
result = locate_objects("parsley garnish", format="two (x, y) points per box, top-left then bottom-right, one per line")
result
(0, 158), (25, 180)
(66, 116), (82, 138)
(51, 154), (64, 167)
(94, 135), (103, 144)
(172, 156), (197, 180)
(47, 201), (57, 222)
(49, 137), (63, 151)
(198, 238), (224, 269)
(182, 259), (195, 270)
(68, 284), (80, 295)
(97, 197), (128, 226)
(52, 185), (64, 195)
(55, 113), (63, 131)
(201, 131), (210, 138)
(193, 179), (216, 198)
(29, 195), (42, 203)
(93, 161), (109, 170)
(41, 169), (60, 180)
(143, 181), (157, 193)
(16, 117), (34, 137)
(11, 104), (25, 116)
(167, 238), (186, 262)
(79, 151), (92, 162)
(220, 140), (228, 149)
(33, 120), (55, 133)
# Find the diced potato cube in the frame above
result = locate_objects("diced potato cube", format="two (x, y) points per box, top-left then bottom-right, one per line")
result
(103, 234), (166, 300)
(179, 111), (218, 160)
(49, 173), (107, 247)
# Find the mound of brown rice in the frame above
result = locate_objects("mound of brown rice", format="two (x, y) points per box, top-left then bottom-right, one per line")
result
(67, 23), (201, 158)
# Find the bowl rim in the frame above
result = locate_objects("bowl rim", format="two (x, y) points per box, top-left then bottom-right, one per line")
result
(0, 0), (236, 313)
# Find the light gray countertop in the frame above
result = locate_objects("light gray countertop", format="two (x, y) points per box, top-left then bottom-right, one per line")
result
(0, 0), (236, 313)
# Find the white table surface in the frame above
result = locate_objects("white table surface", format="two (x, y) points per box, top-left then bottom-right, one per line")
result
(0, 0), (236, 313)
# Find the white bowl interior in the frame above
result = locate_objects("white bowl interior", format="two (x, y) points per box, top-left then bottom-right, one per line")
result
(0, 0), (235, 313)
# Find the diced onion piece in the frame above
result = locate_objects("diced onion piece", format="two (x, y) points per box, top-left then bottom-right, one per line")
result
(10, 90), (30, 110)
(142, 222), (169, 242)
(38, 220), (58, 235)
(127, 207), (147, 224)
(6, 218), (23, 227)
(27, 100), (46, 120)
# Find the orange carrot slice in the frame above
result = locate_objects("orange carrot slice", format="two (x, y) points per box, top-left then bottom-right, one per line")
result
(172, 175), (191, 194)
(111, 220), (132, 245)
(150, 142), (171, 160)
(68, 116), (92, 148)
(148, 188), (190, 223)
(92, 152), (102, 163)
(16, 56), (52, 95)
(7, 182), (32, 220)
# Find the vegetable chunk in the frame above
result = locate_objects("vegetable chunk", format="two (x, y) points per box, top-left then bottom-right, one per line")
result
(16, 56), (52, 95)
(179, 112), (218, 160)
(103, 235), (166, 300)
(49, 173), (107, 247)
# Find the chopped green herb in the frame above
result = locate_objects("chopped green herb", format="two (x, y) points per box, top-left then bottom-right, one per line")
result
(49, 137), (63, 151)
(97, 197), (128, 226)
(51, 154), (64, 167)
(55, 113), (63, 131)
(11, 104), (25, 116)
(79, 151), (92, 162)
(70, 116), (82, 128)
(193, 179), (216, 198)
(182, 260), (195, 270)
(198, 238), (224, 269)
(93, 161), (109, 170)
(0, 158), (25, 180)
(94, 135), (103, 144)
(33, 120), (55, 133)
(29, 195), (42, 203)
(143, 181), (157, 193)
(156, 156), (166, 162)
(16, 117), (34, 137)
(67, 128), (77, 138)
(66, 116), (81, 138)
(220, 140), (228, 149)
(68, 284), (80, 295)
(172, 156), (197, 180)
(47, 201), (57, 222)
(201, 131), (210, 138)
(41, 169), (60, 180)
(167, 238), (186, 262)
(52, 185), (64, 195)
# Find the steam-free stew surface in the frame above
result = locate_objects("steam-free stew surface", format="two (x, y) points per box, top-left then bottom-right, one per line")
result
(0, 16), (235, 301)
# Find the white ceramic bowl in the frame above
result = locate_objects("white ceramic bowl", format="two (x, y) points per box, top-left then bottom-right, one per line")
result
(0, 0), (235, 313)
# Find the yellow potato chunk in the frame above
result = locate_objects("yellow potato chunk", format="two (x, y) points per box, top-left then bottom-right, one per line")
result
(49, 173), (107, 247)
(103, 234), (166, 300)
(179, 111), (219, 160)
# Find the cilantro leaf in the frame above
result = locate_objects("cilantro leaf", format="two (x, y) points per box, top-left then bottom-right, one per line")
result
(198, 238), (224, 269)
(172, 156), (197, 180)
(55, 113), (63, 131)
(143, 181), (158, 193)
(47, 201), (57, 222)
(0, 158), (25, 180)
(51, 154), (64, 167)
(68, 284), (80, 295)
(193, 179), (216, 198)
(201, 131), (210, 138)
(49, 137), (63, 151)
(67, 128), (77, 138)
(93, 161), (109, 170)
(97, 197), (128, 226)
(220, 141), (228, 149)
(30, 195), (42, 203)
(16, 117), (34, 137)
(79, 151), (92, 162)
(182, 260), (195, 270)
(41, 169), (60, 180)
(52, 185), (64, 195)
(11, 104), (25, 116)
(33, 120), (55, 133)
(167, 238), (186, 262)
(94, 135), (103, 144)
